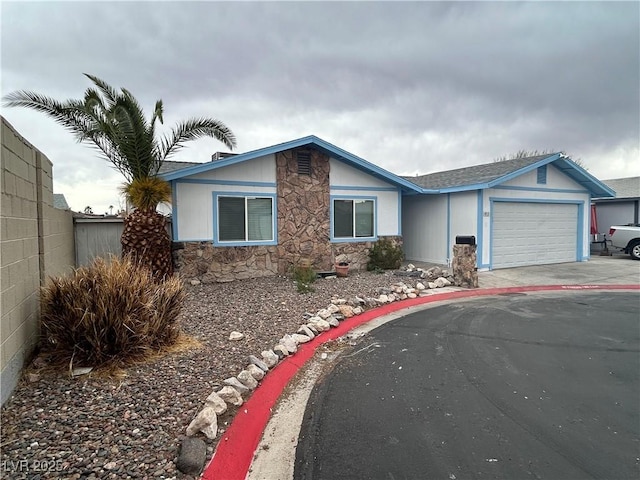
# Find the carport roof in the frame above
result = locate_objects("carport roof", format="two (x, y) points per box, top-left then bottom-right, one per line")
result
(403, 153), (615, 197)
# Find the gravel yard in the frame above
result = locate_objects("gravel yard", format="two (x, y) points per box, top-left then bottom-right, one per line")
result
(1, 270), (413, 479)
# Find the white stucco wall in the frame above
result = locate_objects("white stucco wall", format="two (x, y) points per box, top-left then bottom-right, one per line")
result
(402, 194), (448, 264)
(173, 155), (277, 241)
(449, 191), (479, 260)
(330, 159), (401, 237)
(593, 201), (637, 234)
(172, 154), (403, 242)
(330, 160), (397, 189)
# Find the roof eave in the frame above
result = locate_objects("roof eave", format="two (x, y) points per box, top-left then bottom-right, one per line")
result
(483, 153), (615, 198)
(160, 135), (423, 193)
(553, 158), (616, 197)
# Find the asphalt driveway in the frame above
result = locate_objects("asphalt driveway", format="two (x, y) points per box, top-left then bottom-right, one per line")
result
(294, 291), (640, 480)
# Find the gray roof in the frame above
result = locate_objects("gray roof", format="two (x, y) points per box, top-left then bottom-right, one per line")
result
(158, 160), (202, 175)
(599, 177), (640, 199)
(404, 154), (554, 190)
(53, 193), (70, 210)
(159, 135), (424, 193)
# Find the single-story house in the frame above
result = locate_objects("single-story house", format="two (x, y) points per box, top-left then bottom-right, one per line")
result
(160, 136), (614, 281)
(592, 177), (639, 233)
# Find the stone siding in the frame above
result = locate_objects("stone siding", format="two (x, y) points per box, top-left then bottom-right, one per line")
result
(332, 236), (403, 271)
(275, 148), (331, 273)
(452, 244), (478, 288)
(173, 147), (403, 282)
(173, 242), (279, 283)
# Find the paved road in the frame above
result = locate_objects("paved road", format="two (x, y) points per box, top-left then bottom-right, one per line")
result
(295, 292), (640, 480)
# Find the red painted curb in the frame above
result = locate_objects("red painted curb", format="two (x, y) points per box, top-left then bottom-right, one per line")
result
(201, 284), (639, 480)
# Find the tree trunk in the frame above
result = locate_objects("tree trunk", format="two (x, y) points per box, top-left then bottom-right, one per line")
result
(121, 210), (173, 280)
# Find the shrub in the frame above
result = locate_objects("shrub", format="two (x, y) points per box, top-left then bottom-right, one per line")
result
(291, 264), (317, 294)
(367, 238), (404, 271)
(40, 256), (185, 369)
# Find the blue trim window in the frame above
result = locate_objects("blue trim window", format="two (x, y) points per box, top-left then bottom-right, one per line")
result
(214, 193), (276, 245)
(333, 198), (375, 239)
(537, 165), (547, 184)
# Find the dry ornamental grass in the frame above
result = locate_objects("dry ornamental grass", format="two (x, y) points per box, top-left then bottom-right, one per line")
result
(40, 256), (185, 371)
(1, 268), (408, 479)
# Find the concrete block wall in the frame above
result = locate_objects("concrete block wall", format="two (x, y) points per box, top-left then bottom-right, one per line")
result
(1, 117), (74, 405)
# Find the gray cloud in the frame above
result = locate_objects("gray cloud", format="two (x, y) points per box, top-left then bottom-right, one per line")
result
(1, 1), (638, 213)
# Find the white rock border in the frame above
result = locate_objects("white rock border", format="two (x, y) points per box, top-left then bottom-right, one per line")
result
(184, 275), (456, 443)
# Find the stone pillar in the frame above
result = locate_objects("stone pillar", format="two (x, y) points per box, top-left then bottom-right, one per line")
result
(452, 244), (478, 288)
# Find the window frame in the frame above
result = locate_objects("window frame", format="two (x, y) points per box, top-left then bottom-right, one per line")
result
(213, 192), (277, 246)
(330, 195), (377, 242)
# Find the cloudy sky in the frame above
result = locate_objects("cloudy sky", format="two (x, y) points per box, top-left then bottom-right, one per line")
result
(2, 1), (638, 214)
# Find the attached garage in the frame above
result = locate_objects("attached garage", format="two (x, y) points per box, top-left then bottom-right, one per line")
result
(402, 153), (615, 270)
(491, 201), (579, 269)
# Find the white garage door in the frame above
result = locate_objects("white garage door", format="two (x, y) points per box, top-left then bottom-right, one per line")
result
(492, 202), (578, 269)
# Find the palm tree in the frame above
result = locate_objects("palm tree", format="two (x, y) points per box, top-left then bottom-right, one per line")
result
(3, 74), (236, 279)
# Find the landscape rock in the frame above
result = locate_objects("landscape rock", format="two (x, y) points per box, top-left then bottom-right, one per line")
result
(189, 279), (201, 286)
(326, 304), (340, 314)
(298, 325), (315, 338)
(229, 331), (244, 341)
(338, 305), (355, 318)
(261, 350), (280, 367)
(204, 391), (228, 415)
(176, 437), (207, 476)
(314, 319), (331, 331)
(378, 294), (389, 303)
(223, 377), (250, 394)
(186, 407), (218, 438)
(280, 334), (298, 353)
(292, 333), (311, 344)
(248, 354), (269, 372)
(428, 282), (437, 289)
(317, 309), (332, 319)
(246, 364), (265, 381)
(416, 282), (426, 290)
(352, 306), (363, 315)
(435, 277), (452, 288)
(407, 293), (417, 299)
(273, 345), (289, 358)
(217, 386), (243, 406)
(237, 370), (259, 390)
(305, 323), (319, 334)
(71, 367), (93, 377)
(327, 317), (340, 328)
(426, 266), (442, 279)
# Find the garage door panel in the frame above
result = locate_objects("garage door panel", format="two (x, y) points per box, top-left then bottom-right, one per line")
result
(492, 202), (577, 269)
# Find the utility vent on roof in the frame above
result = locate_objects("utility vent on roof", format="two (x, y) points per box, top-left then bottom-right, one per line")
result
(297, 151), (312, 175)
(211, 152), (238, 162)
